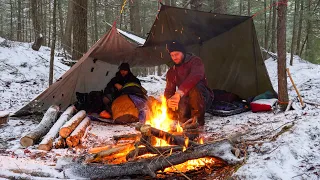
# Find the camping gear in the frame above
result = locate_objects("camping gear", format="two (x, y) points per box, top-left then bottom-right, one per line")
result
(99, 110), (112, 119)
(14, 5), (275, 116)
(111, 94), (139, 124)
(250, 98), (278, 112)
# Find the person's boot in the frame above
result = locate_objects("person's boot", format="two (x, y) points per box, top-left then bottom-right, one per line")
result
(188, 86), (206, 126)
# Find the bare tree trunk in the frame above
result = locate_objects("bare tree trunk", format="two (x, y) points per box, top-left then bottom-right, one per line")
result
(290, 0), (299, 66)
(247, 0), (251, 16)
(31, 0), (43, 51)
(58, 0), (64, 47)
(271, 0), (277, 52)
(266, 0), (272, 48)
(214, 0), (227, 14)
(93, 0), (98, 42)
(63, 0), (74, 54)
(264, 0), (267, 49)
(277, 0), (289, 111)
(17, 0), (22, 41)
(48, 0), (52, 47)
(305, 0), (313, 61)
(0, 12), (3, 37)
(129, 0), (142, 36)
(296, 0), (303, 56)
(49, 0), (57, 86)
(10, 0), (13, 40)
(72, 0), (88, 60)
(240, 0), (243, 15)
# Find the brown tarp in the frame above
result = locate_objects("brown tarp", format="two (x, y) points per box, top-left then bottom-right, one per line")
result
(15, 5), (274, 116)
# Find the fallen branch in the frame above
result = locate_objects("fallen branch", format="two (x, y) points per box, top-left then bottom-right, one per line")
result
(59, 110), (86, 138)
(66, 117), (91, 147)
(64, 140), (242, 179)
(38, 106), (76, 151)
(20, 105), (60, 147)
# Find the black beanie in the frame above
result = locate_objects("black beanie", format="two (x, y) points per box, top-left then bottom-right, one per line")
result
(118, 63), (130, 71)
(167, 41), (186, 55)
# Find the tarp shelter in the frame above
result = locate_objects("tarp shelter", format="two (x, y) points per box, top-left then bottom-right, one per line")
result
(15, 5), (274, 116)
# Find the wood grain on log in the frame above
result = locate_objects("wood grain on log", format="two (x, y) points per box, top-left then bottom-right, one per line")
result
(20, 105), (60, 147)
(38, 106), (76, 151)
(66, 117), (90, 147)
(64, 140), (242, 179)
(59, 110), (86, 138)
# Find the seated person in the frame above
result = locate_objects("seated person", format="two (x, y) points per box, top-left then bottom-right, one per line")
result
(103, 63), (143, 109)
(165, 41), (214, 126)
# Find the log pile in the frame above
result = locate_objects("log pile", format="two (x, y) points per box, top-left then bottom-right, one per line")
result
(20, 105), (91, 150)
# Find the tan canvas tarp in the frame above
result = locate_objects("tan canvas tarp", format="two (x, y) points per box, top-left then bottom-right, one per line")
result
(15, 5), (274, 116)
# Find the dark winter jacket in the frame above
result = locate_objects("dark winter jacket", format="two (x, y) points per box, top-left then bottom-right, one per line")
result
(104, 71), (141, 99)
(164, 53), (212, 99)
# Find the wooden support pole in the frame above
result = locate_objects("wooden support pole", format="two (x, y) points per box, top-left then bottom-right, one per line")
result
(286, 68), (305, 107)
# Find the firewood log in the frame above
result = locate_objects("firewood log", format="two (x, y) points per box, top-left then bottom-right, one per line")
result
(64, 140), (243, 179)
(88, 145), (112, 154)
(113, 133), (141, 142)
(85, 143), (135, 163)
(59, 110), (86, 138)
(54, 136), (66, 149)
(20, 105), (60, 147)
(66, 117), (90, 147)
(136, 124), (199, 147)
(38, 106), (77, 151)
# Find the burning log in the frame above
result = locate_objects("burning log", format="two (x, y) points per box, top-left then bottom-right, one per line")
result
(20, 105), (60, 147)
(88, 145), (112, 154)
(136, 124), (199, 147)
(126, 146), (183, 161)
(59, 110), (86, 138)
(85, 143), (135, 163)
(54, 136), (66, 149)
(66, 117), (91, 147)
(38, 106), (77, 151)
(64, 139), (243, 179)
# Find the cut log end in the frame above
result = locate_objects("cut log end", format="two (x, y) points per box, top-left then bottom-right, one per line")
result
(20, 137), (34, 148)
(38, 141), (53, 151)
(59, 128), (72, 138)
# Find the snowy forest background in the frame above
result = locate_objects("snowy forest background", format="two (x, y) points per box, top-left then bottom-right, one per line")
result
(0, 0), (319, 76)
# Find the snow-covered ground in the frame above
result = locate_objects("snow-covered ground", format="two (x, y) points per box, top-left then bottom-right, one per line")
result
(0, 38), (320, 179)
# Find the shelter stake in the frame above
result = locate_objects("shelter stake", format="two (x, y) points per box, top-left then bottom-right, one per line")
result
(286, 68), (305, 108)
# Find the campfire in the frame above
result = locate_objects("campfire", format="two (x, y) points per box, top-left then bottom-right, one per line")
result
(85, 96), (218, 176)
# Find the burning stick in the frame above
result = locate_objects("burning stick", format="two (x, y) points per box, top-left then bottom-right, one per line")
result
(85, 143), (135, 163)
(126, 146), (183, 161)
(136, 124), (199, 147)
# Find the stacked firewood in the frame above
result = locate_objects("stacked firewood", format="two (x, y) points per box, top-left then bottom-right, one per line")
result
(20, 105), (91, 151)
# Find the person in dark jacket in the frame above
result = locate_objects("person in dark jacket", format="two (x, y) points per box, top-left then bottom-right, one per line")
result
(165, 41), (214, 125)
(103, 63), (142, 107)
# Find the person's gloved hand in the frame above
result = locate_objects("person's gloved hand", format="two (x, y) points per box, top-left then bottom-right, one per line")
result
(167, 92), (182, 111)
